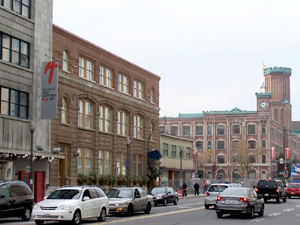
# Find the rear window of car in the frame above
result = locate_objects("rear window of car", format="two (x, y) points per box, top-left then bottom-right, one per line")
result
(257, 180), (276, 188)
(287, 183), (300, 188)
(208, 185), (228, 192)
(222, 188), (248, 196)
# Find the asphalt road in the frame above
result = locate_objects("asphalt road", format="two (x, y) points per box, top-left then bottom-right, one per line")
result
(2, 196), (300, 225)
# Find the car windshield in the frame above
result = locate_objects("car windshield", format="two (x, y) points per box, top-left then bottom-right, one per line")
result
(208, 185), (228, 192)
(222, 188), (248, 196)
(47, 189), (81, 199)
(107, 189), (133, 198)
(151, 187), (167, 195)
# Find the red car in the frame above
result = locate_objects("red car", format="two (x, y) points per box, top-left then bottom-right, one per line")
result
(286, 183), (300, 198)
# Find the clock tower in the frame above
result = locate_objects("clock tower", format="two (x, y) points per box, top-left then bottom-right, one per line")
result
(256, 92), (272, 114)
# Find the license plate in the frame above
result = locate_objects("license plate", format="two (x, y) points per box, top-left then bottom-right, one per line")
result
(264, 193), (269, 196)
(291, 192), (294, 194)
(226, 200), (238, 204)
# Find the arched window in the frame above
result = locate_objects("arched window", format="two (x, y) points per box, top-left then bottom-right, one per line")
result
(150, 87), (154, 103)
(248, 170), (256, 179)
(232, 169), (240, 183)
(262, 140), (266, 149)
(171, 126), (178, 136)
(217, 125), (225, 135)
(207, 141), (212, 149)
(232, 124), (241, 135)
(217, 169), (225, 179)
(195, 125), (204, 135)
(207, 172), (212, 179)
(159, 126), (165, 133)
(261, 124), (266, 135)
(261, 171), (267, 179)
(196, 141), (203, 150)
(274, 108), (279, 121)
(78, 99), (93, 128)
(134, 114), (144, 139)
(63, 50), (69, 71)
(61, 97), (68, 124)
(248, 140), (256, 149)
(217, 155), (225, 164)
(247, 124), (256, 135)
(182, 125), (191, 136)
(207, 125), (212, 136)
(99, 105), (112, 132)
(262, 155), (266, 163)
(281, 108), (284, 124)
(117, 110), (129, 136)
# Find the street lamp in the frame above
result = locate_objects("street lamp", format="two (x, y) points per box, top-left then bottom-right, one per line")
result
(29, 121), (36, 191)
(126, 136), (131, 187)
(179, 146), (183, 186)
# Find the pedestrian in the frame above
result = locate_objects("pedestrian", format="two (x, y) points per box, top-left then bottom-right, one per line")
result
(182, 182), (187, 197)
(203, 179), (208, 193)
(194, 182), (200, 196)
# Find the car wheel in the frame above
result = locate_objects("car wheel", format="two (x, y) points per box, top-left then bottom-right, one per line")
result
(217, 212), (223, 218)
(154, 202), (158, 206)
(248, 207), (254, 218)
(21, 207), (31, 221)
(283, 196), (287, 202)
(205, 204), (209, 209)
(264, 198), (267, 202)
(258, 205), (264, 217)
(98, 207), (106, 222)
(34, 221), (45, 225)
(174, 198), (178, 205)
(276, 197), (280, 203)
(127, 204), (134, 216)
(163, 198), (167, 206)
(72, 210), (81, 225)
(288, 195), (291, 199)
(145, 202), (151, 214)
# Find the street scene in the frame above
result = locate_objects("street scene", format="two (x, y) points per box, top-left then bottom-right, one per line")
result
(1, 0), (300, 225)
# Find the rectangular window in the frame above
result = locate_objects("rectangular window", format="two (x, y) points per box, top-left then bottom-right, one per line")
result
(117, 153), (126, 176)
(247, 124), (256, 135)
(118, 73), (129, 94)
(117, 110), (128, 135)
(217, 141), (225, 150)
(1, 0), (31, 18)
(99, 65), (113, 88)
(195, 126), (203, 135)
(172, 145), (176, 157)
(217, 125), (225, 135)
(132, 155), (143, 176)
(79, 57), (94, 81)
(78, 100), (93, 129)
(0, 33), (29, 68)
(99, 105), (112, 132)
(0, 87), (28, 118)
(77, 148), (93, 175)
(133, 80), (144, 99)
(186, 147), (191, 158)
(163, 143), (168, 156)
(133, 115), (144, 139)
(98, 150), (111, 175)
(183, 126), (191, 136)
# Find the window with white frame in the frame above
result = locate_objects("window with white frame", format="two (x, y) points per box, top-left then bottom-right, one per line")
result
(186, 147), (191, 158)
(132, 155), (143, 176)
(261, 171), (267, 179)
(99, 105), (112, 132)
(217, 140), (225, 150)
(217, 155), (225, 164)
(78, 99), (93, 129)
(232, 124), (241, 135)
(195, 125), (204, 135)
(262, 140), (266, 149)
(150, 122), (154, 141)
(163, 143), (168, 156)
(248, 155), (256, 163)
(171, 126), (178, 136)
(159, 126), (165, 133)
(217, 125), (225, 135)
(118, 73), (129, 94)
(98, 150), (111, 175)
(79, 57), (94, 81)
(207, 140), (212, 149)
(150, 87), (154, 103)
(133, 80), (144, 99)
(99, 65), (113, 88)
(133, 114), (144, 139)
(117, 110), (129, 136)
(232, 140), (240, 150)
(183, 125), (191, 136)
(77, 148), (92, 175)
(116, 152), (127, 176)
(196, 141), (203, 150)
(248, 140), (256, 149)
(63, 50), (69, 71)
(247, 124), (256, 135)
(172, 145), (176, 157)
(61, 97), (68, 124)
(207, 125), (212, 136)
(262, 155), (266, 163)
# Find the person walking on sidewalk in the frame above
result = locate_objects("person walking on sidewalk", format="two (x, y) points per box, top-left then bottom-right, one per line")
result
(194, 182), (200, 196)
(182, 182), (187, 197)
(203, 179), (208, 193)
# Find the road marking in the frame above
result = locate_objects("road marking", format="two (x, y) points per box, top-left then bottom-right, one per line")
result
(283, 208), (294, 212)
(296, 205), (300, 208)
(268, 213), (281, 216)
(100, 207), (205, 225)
(251, 218), (265, 223)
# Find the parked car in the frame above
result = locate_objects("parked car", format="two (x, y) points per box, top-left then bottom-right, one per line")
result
(150, 187), (178, 206)
(215, 187), (264, 218)
(0, 180), (33, 221)
(255, 179), (287, 203)
(204, 183), (234, 209)
(32, 185), (109, 225)
(285, 183), (300, 198)
(107, 187), (153, 216)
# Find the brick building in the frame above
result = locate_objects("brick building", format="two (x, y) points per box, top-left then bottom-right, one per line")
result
(159, 67), (300, 185)
(49, 25), (160, 191)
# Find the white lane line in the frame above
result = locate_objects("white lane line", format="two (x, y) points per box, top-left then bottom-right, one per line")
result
(283, 208), (294, 212)
(269, 213), (281, 216)
(251, 218), (266, 223)
(296, 205), (300, 208)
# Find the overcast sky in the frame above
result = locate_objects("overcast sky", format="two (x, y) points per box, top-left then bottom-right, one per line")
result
(53, 0), (300, 121)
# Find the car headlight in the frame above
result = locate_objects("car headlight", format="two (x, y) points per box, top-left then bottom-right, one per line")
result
(33, 204), (40, 210)
(156, 196), (163, 199)
(57, 205), (70, 210)
(115, 203), (127, 206)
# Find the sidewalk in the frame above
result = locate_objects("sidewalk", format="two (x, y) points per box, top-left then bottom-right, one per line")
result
(180, 193), (205, 199)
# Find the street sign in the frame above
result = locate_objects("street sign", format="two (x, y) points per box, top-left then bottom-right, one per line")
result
(279, 158), (284, 164)
(25, 166), (30, 173)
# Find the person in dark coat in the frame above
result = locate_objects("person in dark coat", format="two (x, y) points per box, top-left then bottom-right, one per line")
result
(182, 182), (187, 197)
(194, 182), (200, 196)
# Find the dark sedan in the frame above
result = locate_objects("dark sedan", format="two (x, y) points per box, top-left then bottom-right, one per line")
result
(150, 187), (178, 206)
(215, 187), (264, 218)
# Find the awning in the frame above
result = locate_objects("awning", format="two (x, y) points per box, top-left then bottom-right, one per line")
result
(0, 148), (65, 159)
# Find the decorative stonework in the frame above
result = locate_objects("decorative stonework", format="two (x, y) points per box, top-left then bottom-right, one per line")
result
(99, 136), (112, 148)
(263, 67), (292, 76)
(78, 133), (92, 143)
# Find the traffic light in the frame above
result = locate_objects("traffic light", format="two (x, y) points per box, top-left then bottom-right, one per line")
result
(284, 166), (287, 170)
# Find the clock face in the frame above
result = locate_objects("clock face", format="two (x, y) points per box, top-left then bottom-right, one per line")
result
(259, 101), (268, 109)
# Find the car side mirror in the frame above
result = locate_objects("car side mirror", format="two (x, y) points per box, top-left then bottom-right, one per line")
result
(43, 196), (48, 200)
(83, 196), (90, 201)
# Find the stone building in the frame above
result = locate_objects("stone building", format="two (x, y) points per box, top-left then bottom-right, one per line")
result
(49, 25), (160, 191)
(0, 0), (59, 201)
(159, 67), (300, 185)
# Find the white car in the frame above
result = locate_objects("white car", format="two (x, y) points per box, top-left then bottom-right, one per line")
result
(32, 186), (109, 225)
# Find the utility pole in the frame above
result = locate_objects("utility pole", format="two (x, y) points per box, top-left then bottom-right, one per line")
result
(180, 146), (183, 186)
(126, 136), (131, 187)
